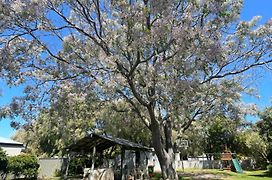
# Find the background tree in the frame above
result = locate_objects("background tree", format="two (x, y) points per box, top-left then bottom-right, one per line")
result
(13, 83), (100, 156)
(257, 107), (272, 164)
(178, 116), (248, 159)
(12, 94), (151, 156)
(238, 129), (269, 168)
(98, 100), (151, 146)
(204, 116), (242, 154)
(0, 0), (271, 179)
(176, 121), (206, 158)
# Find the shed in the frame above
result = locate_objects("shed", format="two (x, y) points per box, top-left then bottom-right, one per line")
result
(67, 133), (151, 153)
(67, 133), (152, 179)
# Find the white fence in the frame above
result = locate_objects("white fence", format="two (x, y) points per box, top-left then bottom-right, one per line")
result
(151, 154), (221, 172)
(40, 153), (254, 178)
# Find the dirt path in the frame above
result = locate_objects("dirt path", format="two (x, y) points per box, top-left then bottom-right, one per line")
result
(179, 172), (229, 179)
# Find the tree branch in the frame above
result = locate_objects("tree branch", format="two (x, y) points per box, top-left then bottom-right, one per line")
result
(116, 89), (151, 130)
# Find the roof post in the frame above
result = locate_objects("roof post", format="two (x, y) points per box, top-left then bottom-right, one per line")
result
(121, 147), (125, 180)
(64, 153), (71, 180)
(91, 146), (96, 171)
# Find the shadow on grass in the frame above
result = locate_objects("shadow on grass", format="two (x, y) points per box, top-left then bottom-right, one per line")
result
(152, 172), (189, 180)
(248, 171), (272, 178)
(177, 171), (231, 180)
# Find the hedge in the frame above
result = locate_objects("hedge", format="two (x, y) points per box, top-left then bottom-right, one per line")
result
(267, 164), (272, 175)
(0, 148), (8, 179)
(8, 154), (39, 179)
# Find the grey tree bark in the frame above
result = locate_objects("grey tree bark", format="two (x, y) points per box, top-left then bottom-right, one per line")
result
(148, 106), (178, 180)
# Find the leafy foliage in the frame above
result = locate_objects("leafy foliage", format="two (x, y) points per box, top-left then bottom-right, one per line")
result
(0, 148), (8, 179)
(237, 129), (269, 168)
(267, 164), (272, 175)
(7, 154), (39, 179)
(98, 101), (151, 146)
(54, 169), (62, 177)
(12, 85), (100, 156)
(204, 116), (241, 153)
(68, 156), (92, 176)
(258, 107), (272, 142)
(257, 107), (272, 163)
(176, 121), (206, 157)
(12, 98), (151, 156)
(0, 0), (271, 179)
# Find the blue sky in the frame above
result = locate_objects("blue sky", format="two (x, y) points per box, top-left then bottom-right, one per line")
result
(0, 0), (272, 138)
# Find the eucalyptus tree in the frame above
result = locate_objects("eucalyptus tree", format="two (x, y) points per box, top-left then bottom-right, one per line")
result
(12, 83), (100, 156)
(0, 0), (271, 179)
(98, 100), (151, 146)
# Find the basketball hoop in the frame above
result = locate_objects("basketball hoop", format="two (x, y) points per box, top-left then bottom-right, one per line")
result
(176, 139), (188, 150)
(175, 139), (188, 173)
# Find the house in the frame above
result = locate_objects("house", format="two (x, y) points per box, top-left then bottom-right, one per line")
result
(0, 136), (24, 156)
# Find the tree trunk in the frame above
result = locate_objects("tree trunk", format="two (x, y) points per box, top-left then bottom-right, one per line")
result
(148, 107), (178, 180)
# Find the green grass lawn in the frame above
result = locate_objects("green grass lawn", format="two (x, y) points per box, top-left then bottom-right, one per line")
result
(175, 169), (272, 180)
(225, 170), (272, 180)
(48, 169), (272, 180)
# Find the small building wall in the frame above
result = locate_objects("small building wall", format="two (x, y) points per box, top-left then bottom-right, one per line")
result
(0, 144), (24, 156)
(38, 158), (68, 178)
(124, 150), (136, 170)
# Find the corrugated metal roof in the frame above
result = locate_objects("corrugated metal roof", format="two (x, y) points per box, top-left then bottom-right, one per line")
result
(0, 137), (24, 146)
(67, 133), (152, 153)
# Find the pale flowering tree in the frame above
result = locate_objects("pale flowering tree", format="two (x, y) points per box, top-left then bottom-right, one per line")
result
(0, 0), (271, 179)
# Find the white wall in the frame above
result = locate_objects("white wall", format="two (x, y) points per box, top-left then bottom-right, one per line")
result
(38, 158), (68, 178)
(0, 144), (24, 156)
(149, 153), (222, 172)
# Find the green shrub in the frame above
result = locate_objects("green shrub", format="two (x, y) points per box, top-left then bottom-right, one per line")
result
(0, 148), (8, 179)
(69, 156), (92, 175)
(8, 154), (39, 178)
(54, 169), (62, 177)
(267, 164), (272, 175)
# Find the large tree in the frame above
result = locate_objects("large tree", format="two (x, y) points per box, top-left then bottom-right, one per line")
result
(0, 0), (271, 179)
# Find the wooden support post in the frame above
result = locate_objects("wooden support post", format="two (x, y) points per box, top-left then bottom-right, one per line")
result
(64, 153), (71, 179)
(121, 148), (125, 180)
(91, 146), (96, 171)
